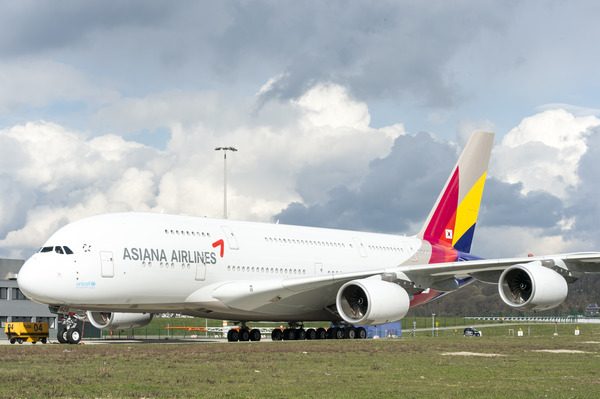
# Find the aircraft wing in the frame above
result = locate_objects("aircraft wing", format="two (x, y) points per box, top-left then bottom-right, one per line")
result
(188, 252), (600, 313)
(394, 251), (600, 286)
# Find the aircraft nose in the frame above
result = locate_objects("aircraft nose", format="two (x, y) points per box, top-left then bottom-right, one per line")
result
(17, 257), (45, 302)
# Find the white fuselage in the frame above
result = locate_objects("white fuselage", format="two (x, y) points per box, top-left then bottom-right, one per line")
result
(18, 212), (435, 322)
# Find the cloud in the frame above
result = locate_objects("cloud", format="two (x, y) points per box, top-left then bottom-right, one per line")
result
(276, 132), (458, 233)
(492, 109), (600, 199)
(0, 83), (400, 257)
(0, 59), (118, 114)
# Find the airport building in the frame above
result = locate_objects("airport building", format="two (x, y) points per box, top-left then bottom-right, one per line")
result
(0, 258), (58, 339)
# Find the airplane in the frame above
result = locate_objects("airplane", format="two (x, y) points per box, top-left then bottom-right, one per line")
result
(16, 132), (600, 344)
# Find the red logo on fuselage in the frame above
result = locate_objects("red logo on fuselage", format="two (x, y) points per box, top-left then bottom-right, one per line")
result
(212, 239), (225, 258)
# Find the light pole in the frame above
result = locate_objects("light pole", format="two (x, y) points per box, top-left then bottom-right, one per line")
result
(214, 146), (237, 219)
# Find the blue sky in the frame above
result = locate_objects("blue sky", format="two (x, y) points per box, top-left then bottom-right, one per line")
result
(2, 1), (600, 258)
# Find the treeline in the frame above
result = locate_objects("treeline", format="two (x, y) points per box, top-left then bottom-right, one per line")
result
(408, 274), (600, 317)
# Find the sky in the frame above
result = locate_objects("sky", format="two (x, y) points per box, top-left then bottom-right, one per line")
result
(2, 1), (600, 259)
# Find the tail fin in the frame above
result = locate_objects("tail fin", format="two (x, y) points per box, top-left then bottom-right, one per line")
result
(418, 132), (494, 253)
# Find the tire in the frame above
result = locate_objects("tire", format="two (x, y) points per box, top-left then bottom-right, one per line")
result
(306, 328), (317, 340)
(356, 327), (367, 339)
(57, 327), (68, 344)
(296, 329), (306, 340)
(345, 328), (356, 339)
(17, 338), (23, 344)
(249, 329), (261, 342)
(9, 338), (15, 344)
(326, 328), (335, 339)
(316, 328), (327, 340)
(271, 329), (283, 341)
(334, 328), (344, 340)
(239, 329), (250, 342)
(41, 337), (48, 344)
(67, 328), (82, 344)
(227, 329), (240, 342)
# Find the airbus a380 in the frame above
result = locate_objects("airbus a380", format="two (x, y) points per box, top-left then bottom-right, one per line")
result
(17, 132), (600, 343)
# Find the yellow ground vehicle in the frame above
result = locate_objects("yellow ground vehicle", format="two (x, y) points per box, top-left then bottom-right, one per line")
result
(4, 322), (49, 344)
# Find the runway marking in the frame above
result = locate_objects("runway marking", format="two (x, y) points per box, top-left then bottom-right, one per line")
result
(532, 349), (592, 354)
(441, 351), (505, 357)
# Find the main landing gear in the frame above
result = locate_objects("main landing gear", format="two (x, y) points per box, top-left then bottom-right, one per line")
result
(270, 325), (367, 341)
(225, 323), (368, 342)
(226, 323), (262, 342)
(56, 314), (83, 344)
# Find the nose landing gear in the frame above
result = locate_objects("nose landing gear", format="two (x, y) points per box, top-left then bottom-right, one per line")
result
(56, 314), (83, 344)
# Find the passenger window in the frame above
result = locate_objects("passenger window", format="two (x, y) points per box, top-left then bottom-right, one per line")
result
(55, 247), (64, 254)
(64, 247), (74, 255)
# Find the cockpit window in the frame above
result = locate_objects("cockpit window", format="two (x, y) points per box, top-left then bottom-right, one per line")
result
(39, 246), (74, 255)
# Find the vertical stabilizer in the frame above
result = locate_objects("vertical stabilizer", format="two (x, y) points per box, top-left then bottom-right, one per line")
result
(418, 132), (494, 253)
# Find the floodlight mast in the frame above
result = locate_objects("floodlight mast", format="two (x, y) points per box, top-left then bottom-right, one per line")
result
(214, 146), (238, 219)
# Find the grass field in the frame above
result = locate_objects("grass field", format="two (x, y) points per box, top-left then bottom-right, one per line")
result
(1, 323), (599, 398)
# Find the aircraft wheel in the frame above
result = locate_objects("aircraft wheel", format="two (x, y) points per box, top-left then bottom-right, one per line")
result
(57, 327), (68, 344)
(283, 328), (296, 341)
(239, 329), (250, 342)
(296, 328), (306, 340)
(306, 328), (317, 340)
(334, 328), (344, 340)
(356, 327), (367, 339)
(345, 328), (356, 339)
(67, 328), (82, 344)
(249, 329), (261, 341)
(326, 328), (335, 339)
(316, 328), (327, 340)
(227, 329), (240, 342)
(271, 329), (283, 341)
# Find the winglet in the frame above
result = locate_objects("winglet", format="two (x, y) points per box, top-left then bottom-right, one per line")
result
(418, 132), (494, 253)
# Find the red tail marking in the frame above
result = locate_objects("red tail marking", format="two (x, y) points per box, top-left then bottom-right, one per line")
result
(212, 239), (225, 257)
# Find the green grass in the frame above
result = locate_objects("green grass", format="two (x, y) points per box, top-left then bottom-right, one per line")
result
(2, 324), (599, 398)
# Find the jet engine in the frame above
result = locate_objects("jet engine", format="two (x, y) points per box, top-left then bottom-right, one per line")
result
(336, 277), (410, 325)
(86, 311), (154, 330)
(498, 261), (568, 311)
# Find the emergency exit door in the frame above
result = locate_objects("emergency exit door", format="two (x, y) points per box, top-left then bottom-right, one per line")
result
(100, 251), (114, 278)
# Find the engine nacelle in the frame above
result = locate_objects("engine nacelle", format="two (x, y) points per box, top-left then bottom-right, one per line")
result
(336, 277), (410, 325)
(86, 311), (154, 330)
(498, 261), (568, 311)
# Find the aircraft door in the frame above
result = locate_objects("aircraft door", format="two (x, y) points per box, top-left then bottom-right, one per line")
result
(100, 251), (114, 278)
(353, 238), (367, 257)
(195, 263), (206, 281)
(221, 226), (239, 250)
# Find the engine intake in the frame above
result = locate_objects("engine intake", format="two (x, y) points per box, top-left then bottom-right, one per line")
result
(86, 311), (153, 330)
(498, 261), (568, 311)
(336, 277), (410, 325)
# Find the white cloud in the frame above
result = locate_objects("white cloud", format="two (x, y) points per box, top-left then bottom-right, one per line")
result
(472, 226), (574, 259)
(0, 82), (401, 257)
(492, 109), (600, 199)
